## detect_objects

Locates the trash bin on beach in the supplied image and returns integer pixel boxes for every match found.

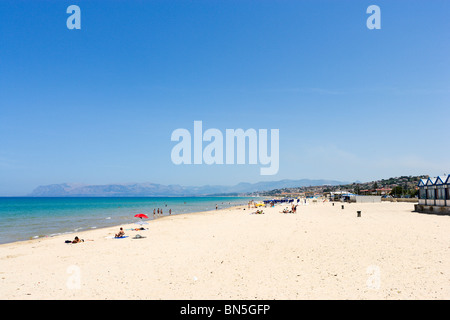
[357,211,361,217]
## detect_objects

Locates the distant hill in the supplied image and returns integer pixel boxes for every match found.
[28,179,346,197]
[259,175,428,197]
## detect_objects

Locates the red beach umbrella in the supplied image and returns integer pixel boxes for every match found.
[134,213,149,219]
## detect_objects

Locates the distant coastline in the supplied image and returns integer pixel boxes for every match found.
[24,175,428,199]
[26,179,346,197]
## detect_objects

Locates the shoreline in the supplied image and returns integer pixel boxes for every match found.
[0,203,248,247]
[0,196,255,246]
[2,201,449,299]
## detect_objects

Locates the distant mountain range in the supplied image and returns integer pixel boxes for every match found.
[28,179,347,197]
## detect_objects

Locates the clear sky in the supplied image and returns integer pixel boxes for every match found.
[0,0,449,196]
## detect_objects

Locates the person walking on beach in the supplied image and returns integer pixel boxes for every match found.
[216,204,218,210]
[169,209,171,215]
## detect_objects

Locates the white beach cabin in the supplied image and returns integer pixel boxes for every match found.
[446,175,450,207]
[418,178,427,205]
[435,176,447,207]
[416,175,450,215]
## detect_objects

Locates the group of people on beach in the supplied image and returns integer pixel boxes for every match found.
[281,204,298,214]
[153,208,172,217]
[69,203,247,244]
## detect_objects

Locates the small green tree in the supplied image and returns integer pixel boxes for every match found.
[407,189,418,198]
[390,186,403,197]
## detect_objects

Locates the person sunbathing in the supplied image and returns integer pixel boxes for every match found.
[115,227,125,238]
[72,236,84,243]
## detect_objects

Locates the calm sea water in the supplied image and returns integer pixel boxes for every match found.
[0,197,255,244]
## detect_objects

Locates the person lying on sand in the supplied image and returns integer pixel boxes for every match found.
[72,236,84,243]
[251,209,264,214]
[115,227,125,238]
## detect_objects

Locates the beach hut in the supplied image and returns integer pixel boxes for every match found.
[415,175,450,215]
[425,177,437,206]
[445,175,450,207]
[435,176,447,206]
[418,178,428,205]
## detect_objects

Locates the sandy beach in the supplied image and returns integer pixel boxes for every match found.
[1,201,449,300]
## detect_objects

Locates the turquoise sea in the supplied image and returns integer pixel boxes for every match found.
[0,197,255,244]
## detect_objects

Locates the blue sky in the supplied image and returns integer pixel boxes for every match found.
[0,0,449,195]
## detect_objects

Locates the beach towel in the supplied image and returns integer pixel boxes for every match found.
[113,236,128,239]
